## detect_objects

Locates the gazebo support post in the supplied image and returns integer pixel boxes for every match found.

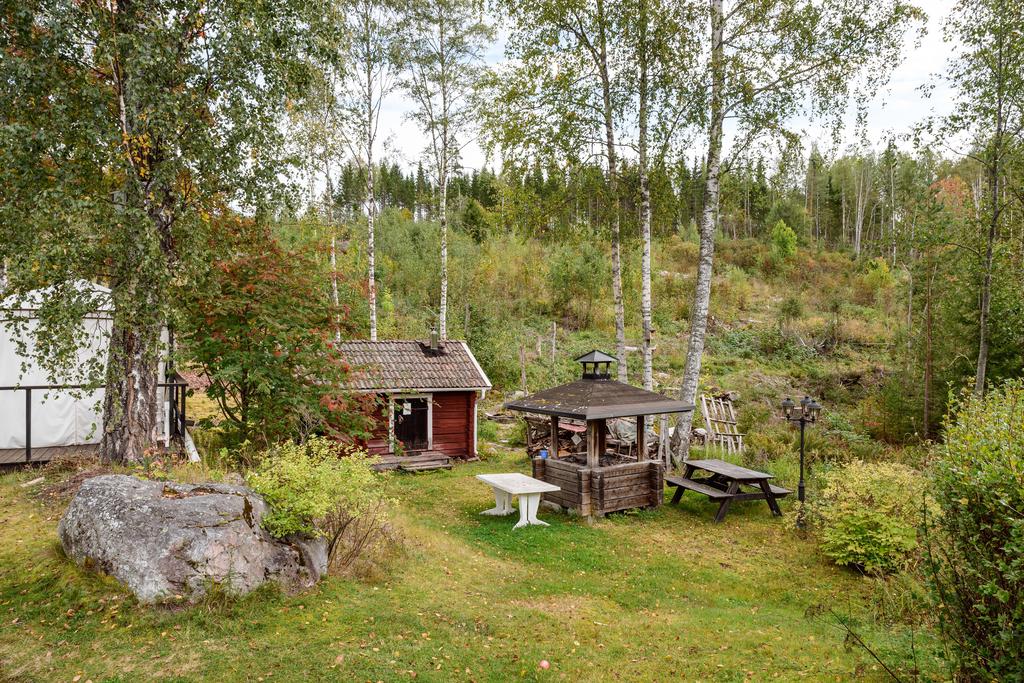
[586,420,600,469]
[636,415,645,461]
[549,415,559,458]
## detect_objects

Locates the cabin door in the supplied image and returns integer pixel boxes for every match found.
[393,397,430,452]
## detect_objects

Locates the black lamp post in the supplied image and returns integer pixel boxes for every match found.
[780,395,821,510]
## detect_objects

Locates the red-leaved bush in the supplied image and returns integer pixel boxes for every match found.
[181,215,376,447]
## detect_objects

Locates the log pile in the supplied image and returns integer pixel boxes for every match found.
[524,415,586,457]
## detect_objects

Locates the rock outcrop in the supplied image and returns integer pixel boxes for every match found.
[58,474,326,603]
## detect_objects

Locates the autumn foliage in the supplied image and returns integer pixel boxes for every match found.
[182,216,375,447]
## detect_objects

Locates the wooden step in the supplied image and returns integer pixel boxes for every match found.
[399,461,452,472]
[372,451,452,473]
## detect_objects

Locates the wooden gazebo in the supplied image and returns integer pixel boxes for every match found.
[505,351,694,517]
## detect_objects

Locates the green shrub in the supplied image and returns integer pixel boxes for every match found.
[745,424,793,463]
[507,417,527,447]
[769,220,798,260]
[854,257,895,305]
[927,382,1024,680]
[776,295,804,335]
[715,265,753,313]
[247,437,391,567]
[813,460,937,574]
[765,197,810,240]
[477,418,499,443]
[547,239,608,326]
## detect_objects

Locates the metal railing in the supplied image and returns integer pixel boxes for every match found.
[0,373,189,463]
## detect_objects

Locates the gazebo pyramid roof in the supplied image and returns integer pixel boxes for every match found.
[505,350,694,420]
[505,378,693,420]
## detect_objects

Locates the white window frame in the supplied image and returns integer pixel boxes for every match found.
[388,392,433,453]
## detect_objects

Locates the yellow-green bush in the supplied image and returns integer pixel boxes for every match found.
[247,437,389,542]
[654,270,693,323]
[715,265,754,313]
[659,234,700,269]
[854,257,895,306]
[812,460,937,574]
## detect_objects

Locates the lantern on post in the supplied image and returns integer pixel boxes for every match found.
[780,395,821,527]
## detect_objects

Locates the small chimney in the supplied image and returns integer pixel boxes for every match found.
[430,327,440,352]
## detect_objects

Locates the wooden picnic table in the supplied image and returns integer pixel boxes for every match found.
[665,458,791,523]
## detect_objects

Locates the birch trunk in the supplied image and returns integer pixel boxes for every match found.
[974,33,1006,397]
[367,163,377,341]
[889,159,897,266]
[100,299,161,464]
[596,0,626,382]
[975,167,999,397]
[324,169,341,343]
[364,26,379,343]
[841,185,847,245]
[853,165,867,256]
[671,0,724,464]
[102,47,166,463]
[922,264,935,439]
[638,0,653,395]
[439,173,448,339]
[640,171,653,394]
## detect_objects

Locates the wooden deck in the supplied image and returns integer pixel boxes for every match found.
[0,444,101,466]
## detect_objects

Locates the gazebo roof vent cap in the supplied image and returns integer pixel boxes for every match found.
[575,349,616,380]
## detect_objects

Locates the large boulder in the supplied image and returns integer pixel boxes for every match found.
[58,474,327,603]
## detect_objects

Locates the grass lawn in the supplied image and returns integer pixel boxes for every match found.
[0,447,946,682]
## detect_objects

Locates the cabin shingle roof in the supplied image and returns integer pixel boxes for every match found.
[337,340,491,392]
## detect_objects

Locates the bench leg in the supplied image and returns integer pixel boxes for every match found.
[670,463,696,505]
[670,485,684,505]
[758,479,783,516]
[514,493,548,529]
[481,488,514,516]
[713,481,740,523]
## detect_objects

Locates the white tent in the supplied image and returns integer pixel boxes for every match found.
[0,281,168,450]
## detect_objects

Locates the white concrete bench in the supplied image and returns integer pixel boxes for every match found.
[475,473,561,529]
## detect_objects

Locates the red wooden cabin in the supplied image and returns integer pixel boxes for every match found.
[338,338,491,471]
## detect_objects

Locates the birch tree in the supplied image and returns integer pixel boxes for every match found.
[0,0,321,463]
[853,155,873,256]
[489,0,630,379]
[290,68,346,341]
[670,0,923,463]
[621,0,701,395]
[340,0,402,341]
[403,0,491,340]
[927,0,1024,396]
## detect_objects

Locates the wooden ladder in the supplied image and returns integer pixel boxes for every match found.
[699,394,745,455]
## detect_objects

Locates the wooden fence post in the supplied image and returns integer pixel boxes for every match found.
[519,345,528,394]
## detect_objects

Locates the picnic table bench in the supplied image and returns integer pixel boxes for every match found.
[476,473,561,529]
[666,458,791,523]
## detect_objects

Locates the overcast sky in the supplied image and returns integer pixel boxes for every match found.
[375,1,958,173]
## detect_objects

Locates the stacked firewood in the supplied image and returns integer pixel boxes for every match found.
[524,416,586,457]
